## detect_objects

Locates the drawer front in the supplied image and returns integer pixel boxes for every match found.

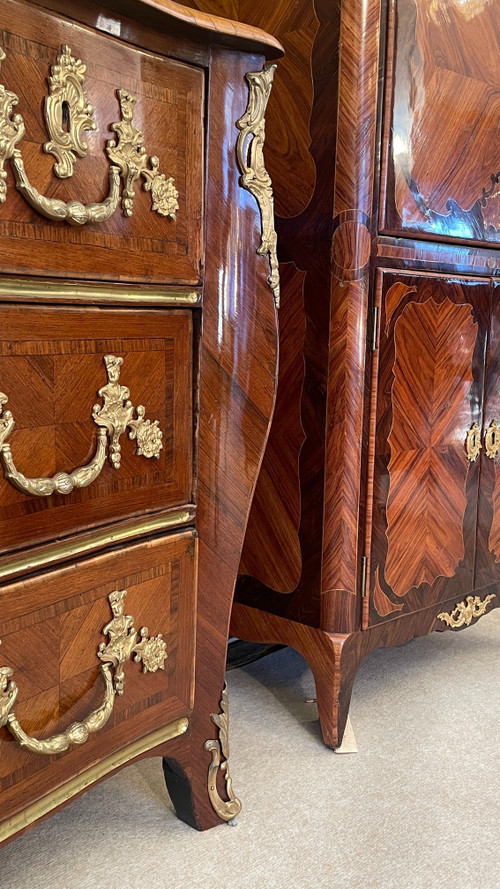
[0,304,194,554]
[0,531,196,825]
[0,0,204,282]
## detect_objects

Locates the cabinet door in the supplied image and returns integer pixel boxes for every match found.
[475,281,500,589]
[364,271,489,627]
[380,0,500,245]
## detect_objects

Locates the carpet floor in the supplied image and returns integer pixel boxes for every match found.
[1,610,499,889]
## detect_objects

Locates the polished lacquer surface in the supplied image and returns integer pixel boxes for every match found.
[0,0,204,282]
[185,0,500,750]
[381,0,500,244]
[0,0,280,843]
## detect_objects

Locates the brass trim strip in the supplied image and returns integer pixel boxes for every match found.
[0,508,195,582]
[0,279,201,306]
[0,717,189,844]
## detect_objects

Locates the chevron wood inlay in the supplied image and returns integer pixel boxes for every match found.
[385,297,477,597]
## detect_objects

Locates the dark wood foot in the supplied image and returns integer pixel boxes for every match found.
[155,681,242,830]
[162,755,200,830]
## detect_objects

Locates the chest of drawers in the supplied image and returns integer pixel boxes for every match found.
[0,0,281,844]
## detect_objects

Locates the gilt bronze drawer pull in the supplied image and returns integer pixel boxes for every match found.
[0,46,178,224]
[0,589,167,756]
[11,152,121,226]
[0,354,163,497]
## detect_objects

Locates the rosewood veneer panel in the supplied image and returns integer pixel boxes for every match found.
[0,304,193,553]
[365,272,490,625]
[0,531,196,823]
[0,0,204,283]
[381,0,500,245]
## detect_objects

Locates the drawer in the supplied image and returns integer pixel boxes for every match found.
[0,530,196,828]
[0,0,204,283]
[0,303,194,554]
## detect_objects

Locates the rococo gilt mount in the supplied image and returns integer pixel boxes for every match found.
[0,44,179,225]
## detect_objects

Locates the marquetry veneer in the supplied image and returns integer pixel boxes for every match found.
[0,0,281,845]
[185,0,500,747]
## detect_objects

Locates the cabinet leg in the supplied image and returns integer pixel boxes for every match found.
[161,682,242,830]
[309,637,359,749]
[230,602,362,749]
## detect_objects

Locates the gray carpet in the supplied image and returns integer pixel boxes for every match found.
[1,610,499,889]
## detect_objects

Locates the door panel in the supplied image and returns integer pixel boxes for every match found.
[381,0,500,245]
[365,271,490,627]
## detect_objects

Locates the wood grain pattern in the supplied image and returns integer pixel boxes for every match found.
[381,0,500,244]
[367,272,490,625]
[0,532,196,818]
[0,305,193,554]
[161,45,278,831]
[188,0,500,752]
[232,589,499,748]
[109,0,284,57]
[320,0,382,633]
[239,262,306,593]
[238,0,319,218]
[0,0,279,843]
[184,0,339,626]
[372,566,404,617]
[476,281,500,583]
[386,296,477,596]
[0,2,204,283]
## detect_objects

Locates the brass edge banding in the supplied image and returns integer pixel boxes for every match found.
[0,279,201,306]
[0,508,195,582]
[0,717,189,845]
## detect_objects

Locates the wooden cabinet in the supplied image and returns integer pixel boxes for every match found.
[184,0,500,747]
[0,0,281,845]
[365,271,490,625]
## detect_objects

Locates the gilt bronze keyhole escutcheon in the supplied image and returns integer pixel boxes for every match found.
[485,420,500,459]
[466,422,481,462]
